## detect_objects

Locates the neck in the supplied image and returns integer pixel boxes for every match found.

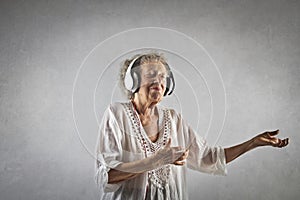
[132,96,156,116]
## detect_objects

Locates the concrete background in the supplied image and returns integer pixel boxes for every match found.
[0,0,299,199]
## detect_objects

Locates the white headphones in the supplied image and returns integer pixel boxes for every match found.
[124,55,175,96]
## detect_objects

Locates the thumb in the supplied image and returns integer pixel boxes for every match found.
[269,129,279,137]
[165,138,171,148]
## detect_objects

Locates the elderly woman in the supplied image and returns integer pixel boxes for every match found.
[95,53,289,200]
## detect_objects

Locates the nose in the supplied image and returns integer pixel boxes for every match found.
[154,75,160,83]
[152,75,165,84]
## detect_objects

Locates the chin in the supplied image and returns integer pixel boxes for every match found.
[150,95,163,104]
[149,90,165,103]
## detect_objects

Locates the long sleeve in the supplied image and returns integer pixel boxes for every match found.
[172,110,227,176]
[186,134,227,175]
[94,105,124,193]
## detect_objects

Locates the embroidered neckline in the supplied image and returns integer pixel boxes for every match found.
[123,102,171,189]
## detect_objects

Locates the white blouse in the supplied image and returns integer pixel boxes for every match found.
[95,102,227,200]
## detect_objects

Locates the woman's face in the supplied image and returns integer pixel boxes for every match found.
[136,61,168,104]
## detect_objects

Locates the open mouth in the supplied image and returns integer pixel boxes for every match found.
[151,87,160,91]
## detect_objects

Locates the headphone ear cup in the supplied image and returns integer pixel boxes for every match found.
[131,71,140,93]
[124,56,141,92]
[124,69,133,91]
[164,77,170,96]
[166,71,175,95]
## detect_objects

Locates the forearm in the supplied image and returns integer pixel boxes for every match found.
[107,139,186,184]
[224,138,256,163]
[108,169,141,184]
[107,154,164,184]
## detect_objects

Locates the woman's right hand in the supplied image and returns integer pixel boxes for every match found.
[154,139,188,166]
[173,149,189,166]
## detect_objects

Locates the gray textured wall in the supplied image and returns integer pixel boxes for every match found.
[1,0,299,200]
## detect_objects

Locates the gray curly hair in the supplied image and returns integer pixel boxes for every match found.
[119,52,169,100]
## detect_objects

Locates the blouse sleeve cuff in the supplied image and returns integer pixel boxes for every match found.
[212,147,228,176]
[95,160,123,193]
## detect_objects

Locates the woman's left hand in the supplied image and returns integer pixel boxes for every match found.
[225,129,289,163]
[252,129,289,148]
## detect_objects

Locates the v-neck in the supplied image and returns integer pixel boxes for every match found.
[130,101,164,144]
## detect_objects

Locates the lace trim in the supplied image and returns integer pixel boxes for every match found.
[123,102,171,189]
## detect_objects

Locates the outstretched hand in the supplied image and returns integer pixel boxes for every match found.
[225,129,289,163]
[252,129,289,148]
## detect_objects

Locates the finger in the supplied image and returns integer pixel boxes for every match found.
[174,160,185,165]
[172,147,185,161]
[182,150,189,159]
[284,138,289,147]
[277,138,289,148]
[175,155,186,161]
[275,138,283,147]
[185,149,189,155]
[277,139,284,148]
[279,138,289,148]
[175,150,189,161]
[165,138,171,148]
